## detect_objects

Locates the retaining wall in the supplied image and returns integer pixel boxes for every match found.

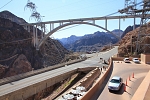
[0,59,84,86]
[79,68,100,91]
[81,57,113,100]
[141,53,150,64]
[0,70,77,100]
[0,66,95,100]
[131,70,150,100]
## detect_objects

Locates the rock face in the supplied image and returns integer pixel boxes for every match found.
[118,23,150,57]
[0,10,27,24]
[121,25,140,38]
[0,11,70,78]
[5,54,32,77]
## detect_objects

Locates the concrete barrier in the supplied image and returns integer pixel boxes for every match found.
[79,68,100,90]
[131,70,150,100]
[0,70,77,100]
[0,67,95,100]
[81,57,113,100]
[112,57,141,61]
[77,67,96,72]
[0,59,85,86]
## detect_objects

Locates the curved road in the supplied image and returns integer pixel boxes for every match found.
[92,59,150,100]
[0,47,118,97]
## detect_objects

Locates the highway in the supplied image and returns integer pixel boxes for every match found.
[0,46,118,98]
[92,60,150,100]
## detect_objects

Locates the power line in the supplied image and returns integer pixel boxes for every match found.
[56,1,143,33]
[56,11,120,33]
[0,0,13,10]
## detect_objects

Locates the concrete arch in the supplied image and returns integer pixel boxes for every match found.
[38,21,120,48]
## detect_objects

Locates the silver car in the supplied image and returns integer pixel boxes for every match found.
[123,58,130,63]
[132,58,140,63]
[108,76,122,91]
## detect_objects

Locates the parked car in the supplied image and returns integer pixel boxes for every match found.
[123,58,130,63]
[132,58,140,63]
[108,76,123,91]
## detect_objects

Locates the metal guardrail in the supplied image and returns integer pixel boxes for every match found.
[0,59,85,86]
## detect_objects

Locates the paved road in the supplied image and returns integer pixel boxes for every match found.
[92,60,150,100]
[0,47,118,97]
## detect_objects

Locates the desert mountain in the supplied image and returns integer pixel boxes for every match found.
[118,23,150,56]
[0,10,27,24]
[59,30,123,52]
[121,25,140,38]
[0,11,70,78]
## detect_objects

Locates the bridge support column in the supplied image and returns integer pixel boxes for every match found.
[40,24,45,39]
[35,25,39,50]
[93,20,95,24]
[105,19,107,30]
[24,25,27,30]
[33,25,36,47]
[43,24,45,38]
[119,18,121,38]
[50,24,52,31]
[27,25,30,33]
[50,23,54,31]
[133,14,136,30]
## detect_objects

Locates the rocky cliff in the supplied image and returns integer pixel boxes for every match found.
[0,11,70,79]
[118,23,150,57]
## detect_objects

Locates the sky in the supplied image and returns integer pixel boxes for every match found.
[0,0,142,39]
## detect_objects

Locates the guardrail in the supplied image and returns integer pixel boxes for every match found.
[0,59,85,86]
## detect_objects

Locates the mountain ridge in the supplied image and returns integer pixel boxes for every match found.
[58,30,123,52]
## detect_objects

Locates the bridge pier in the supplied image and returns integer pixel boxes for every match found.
[21,14,147,50]
[105,18,107,30]
[119,18,121,38]
[33,26,36,47]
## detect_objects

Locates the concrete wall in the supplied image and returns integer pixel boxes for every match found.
[0,59,84,86]
[81,57,113,100]
[79,68,100,90]
[0,67,95,100]
[131,70,150,100]
[80,56,150,100]
[0,70,77,100]
[77,67,96,72]
[141,53,150,64]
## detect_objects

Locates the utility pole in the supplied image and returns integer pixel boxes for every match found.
[119,0,150,56]
[135,0,150,55]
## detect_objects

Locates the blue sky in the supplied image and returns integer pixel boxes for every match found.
[0,0,142,39]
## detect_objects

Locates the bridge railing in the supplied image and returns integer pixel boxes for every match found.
[0,58,85,86]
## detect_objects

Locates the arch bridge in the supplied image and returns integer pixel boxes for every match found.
[22,14,150,50]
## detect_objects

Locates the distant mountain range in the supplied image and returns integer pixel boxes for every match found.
[58,29,123,52]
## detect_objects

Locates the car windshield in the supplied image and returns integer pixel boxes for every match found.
[134,58,138,60]
[110,79,120,83]
[125,58,129,60]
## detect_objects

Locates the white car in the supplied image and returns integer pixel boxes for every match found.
[124,58,130,63]
[132,58,140,63]
[108,76,122,91]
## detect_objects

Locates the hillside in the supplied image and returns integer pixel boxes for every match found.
[118,23,150,57]
[121,25,140,38]
[0,11,70,78]
[0,10,27,24]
